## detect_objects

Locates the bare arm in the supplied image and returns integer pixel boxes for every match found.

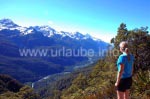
[115,64,124,86]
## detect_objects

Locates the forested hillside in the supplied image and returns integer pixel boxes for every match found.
[0,74,40,99]
[37,23,150,99]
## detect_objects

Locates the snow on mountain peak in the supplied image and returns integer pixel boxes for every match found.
[0,19,13,24]
[32,25,56,37]
[0,18,18,28]
[0,18,102,41]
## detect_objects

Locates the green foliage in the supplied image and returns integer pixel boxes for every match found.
[0,86,40,99]
[72,73,88,90]
[18,86,40,99]
[0,74,23,94]
[0,74,40,99]
[112,23,128,48]
[61,59,117,99]
[131,70,150,98]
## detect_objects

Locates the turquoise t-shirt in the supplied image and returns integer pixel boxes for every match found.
[117,52,134,78]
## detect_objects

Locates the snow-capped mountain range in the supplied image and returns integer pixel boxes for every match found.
[0,18,109,82]
[0,18,101,41]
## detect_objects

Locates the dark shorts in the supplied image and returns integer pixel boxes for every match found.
[116,77,132,92]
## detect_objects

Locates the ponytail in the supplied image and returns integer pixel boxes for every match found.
[119,41,130,61]
[125,48,129,53]
[125,48,130,61]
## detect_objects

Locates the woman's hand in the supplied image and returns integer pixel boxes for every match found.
[115,81,119,87]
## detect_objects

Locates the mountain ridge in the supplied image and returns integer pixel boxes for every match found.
[0,18,103,42]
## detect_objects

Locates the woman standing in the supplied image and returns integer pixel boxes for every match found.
[115,41,134,99]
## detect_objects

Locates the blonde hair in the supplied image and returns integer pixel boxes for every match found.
[119,41,130,61]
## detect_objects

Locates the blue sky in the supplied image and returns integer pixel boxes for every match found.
[0,0,150,42]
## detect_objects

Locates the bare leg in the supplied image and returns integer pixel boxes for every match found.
[117,91,124,99]
[124,90,130,99]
